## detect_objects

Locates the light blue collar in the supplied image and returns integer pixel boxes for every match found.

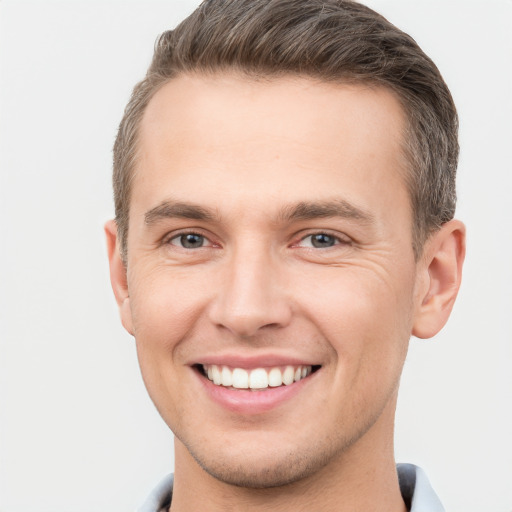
[397,463,445,512]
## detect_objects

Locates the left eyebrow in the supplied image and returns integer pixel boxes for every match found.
[277,199,375,225]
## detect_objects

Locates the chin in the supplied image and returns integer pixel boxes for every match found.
[182,433,344,489]
[196,452,321,489]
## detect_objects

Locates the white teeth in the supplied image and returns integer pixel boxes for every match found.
[203,364,315,389]
[249,368,268,389]
[212,365,222,385]
[221,366,232,387]
[232,368,249,389]
[268,367,283,387]
[282,365,295,385]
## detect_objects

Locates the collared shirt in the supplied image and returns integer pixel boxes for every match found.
[137,463,444,512]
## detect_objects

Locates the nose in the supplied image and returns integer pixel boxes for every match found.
[208,246,292,338]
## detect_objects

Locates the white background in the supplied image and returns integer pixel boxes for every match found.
[0,1,511,511]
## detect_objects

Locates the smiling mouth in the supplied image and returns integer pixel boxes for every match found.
[197,364,321,390]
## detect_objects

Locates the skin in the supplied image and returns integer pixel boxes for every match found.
[106,74,465,511]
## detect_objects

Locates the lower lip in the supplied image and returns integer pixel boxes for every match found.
[196,369,319,415]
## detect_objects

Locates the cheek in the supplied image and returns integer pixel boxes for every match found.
[128,269,211,425]
[129,267,209,346]
[296,265,415,370]
[307,270,414,421]
[127,269,208,395]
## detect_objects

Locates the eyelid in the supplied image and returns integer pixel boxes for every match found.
[293,230,352,248]
[160,228,351,249]
[163,229,218,248]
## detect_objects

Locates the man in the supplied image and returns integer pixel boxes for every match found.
[105,0,465,510]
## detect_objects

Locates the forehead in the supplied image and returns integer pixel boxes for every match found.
[134,74,409,223]
[141,73,406,157]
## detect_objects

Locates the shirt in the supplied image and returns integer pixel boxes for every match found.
[137,463,444,512]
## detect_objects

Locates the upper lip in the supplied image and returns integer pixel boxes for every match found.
[188,353,321,369]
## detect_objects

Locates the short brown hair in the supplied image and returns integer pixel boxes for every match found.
[113,0,458,261]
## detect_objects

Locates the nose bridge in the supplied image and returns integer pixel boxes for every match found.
[209,238,291,337]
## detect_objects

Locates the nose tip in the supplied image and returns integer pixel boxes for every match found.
[213,304,289,338]
[208,255,292,338]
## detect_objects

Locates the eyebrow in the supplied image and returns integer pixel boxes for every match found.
[144,200,218,226]
[144,198,374,226]
[277,199,374,224]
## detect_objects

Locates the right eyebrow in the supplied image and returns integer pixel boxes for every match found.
[144,200,218,226]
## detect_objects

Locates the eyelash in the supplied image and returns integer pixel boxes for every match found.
[164,230,350,250]
[294,231,351,249]
[166,231,215,249]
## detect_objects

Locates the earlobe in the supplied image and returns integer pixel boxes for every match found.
[412,220,466,339]
[104,220,134,336]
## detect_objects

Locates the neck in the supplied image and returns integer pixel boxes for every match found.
[170,400,406,512]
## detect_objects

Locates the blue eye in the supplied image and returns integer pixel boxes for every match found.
[297,232,349,249]
[170,233,206,249]
[309,233,336,248]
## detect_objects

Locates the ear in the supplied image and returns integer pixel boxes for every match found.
[104,220,134,336]
[412,220,466,339]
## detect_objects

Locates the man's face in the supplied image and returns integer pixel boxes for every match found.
[120,75,425,487]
